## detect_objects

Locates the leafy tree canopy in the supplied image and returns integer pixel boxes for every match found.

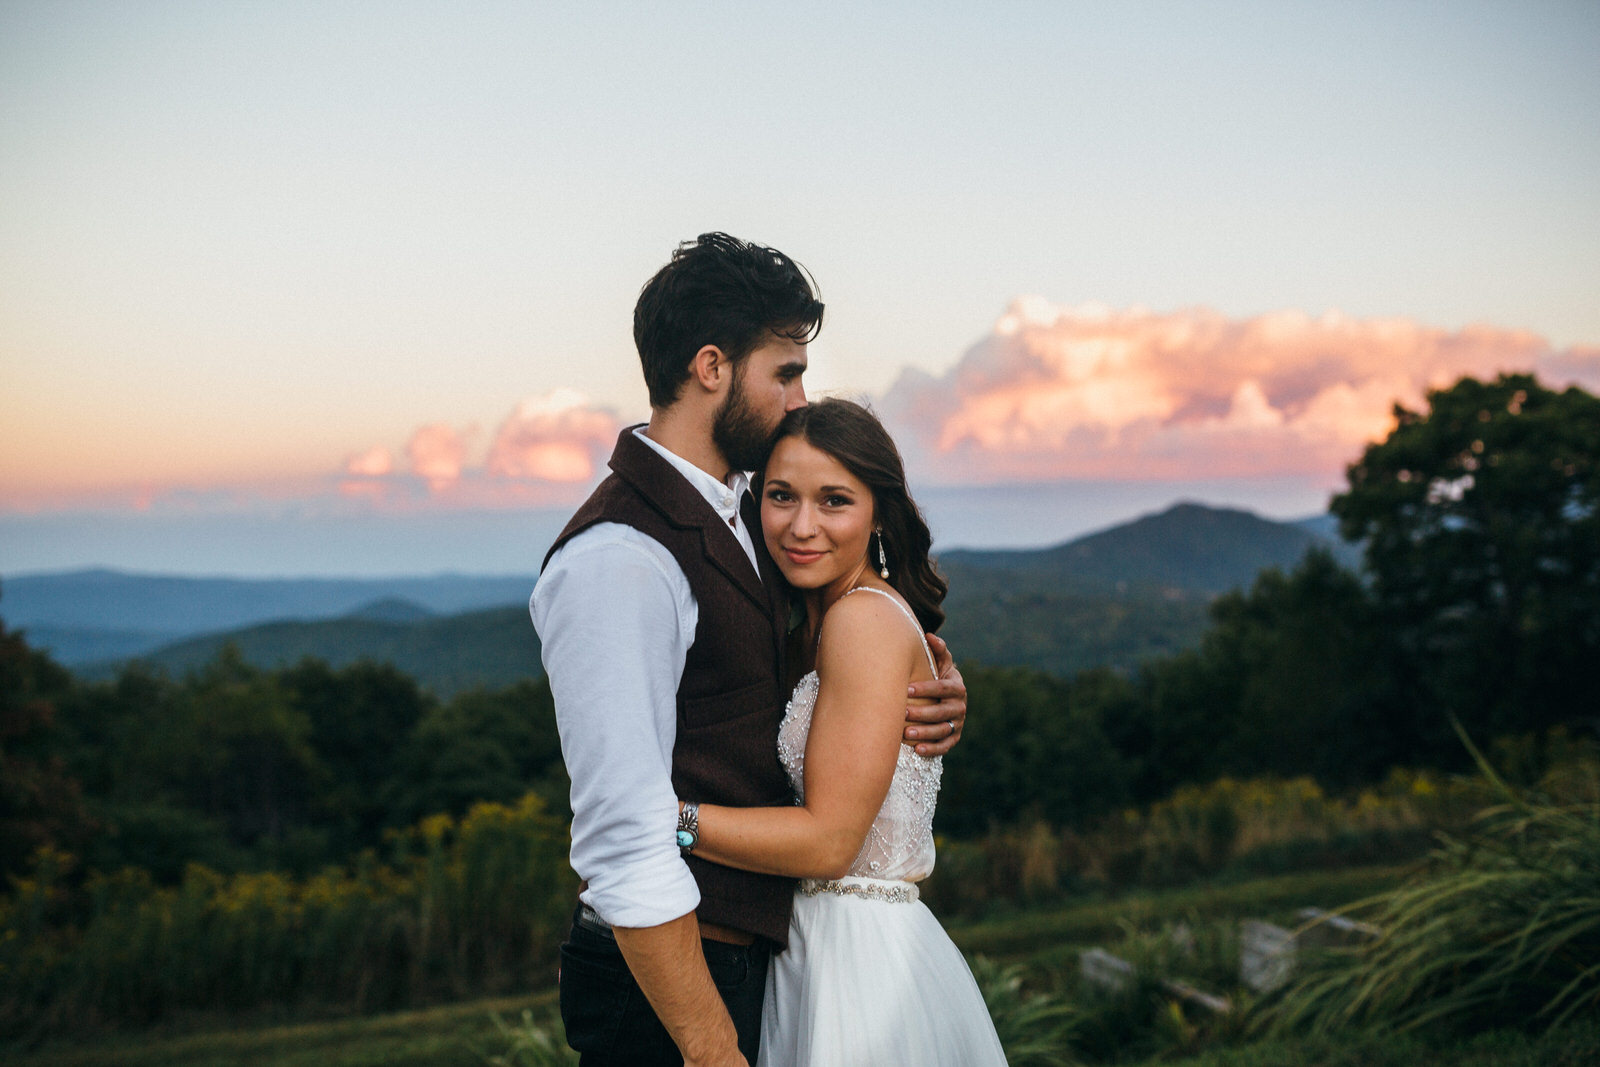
[1332,373,1600,736]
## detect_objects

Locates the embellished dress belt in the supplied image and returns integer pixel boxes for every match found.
[799,875,920,904]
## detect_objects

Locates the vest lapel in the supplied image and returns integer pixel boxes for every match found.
[743,488,792,679]
[608,428,768,610]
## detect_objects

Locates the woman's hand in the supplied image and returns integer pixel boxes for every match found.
[903,633,966,756]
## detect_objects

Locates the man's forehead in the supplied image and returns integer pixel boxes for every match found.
[755,337,808,367]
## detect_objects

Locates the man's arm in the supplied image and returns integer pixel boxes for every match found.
[614,916,746,1067]
[903,633,966,757]
[533,529,743,1064]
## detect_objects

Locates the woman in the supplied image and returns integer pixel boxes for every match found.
[680,398,1008,1066]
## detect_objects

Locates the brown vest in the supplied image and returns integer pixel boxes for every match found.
[543,428,796,946]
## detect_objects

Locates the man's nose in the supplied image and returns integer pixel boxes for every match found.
[786,381,807,411]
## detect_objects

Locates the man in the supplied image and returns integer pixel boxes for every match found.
[531,233,967,1066]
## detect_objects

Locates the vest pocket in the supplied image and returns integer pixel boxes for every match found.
[680,678,771,730]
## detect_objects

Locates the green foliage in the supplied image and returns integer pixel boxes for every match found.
[969,956,1083,1066]
[1332,373,1600,742]
[1270,729,1600,1037]
[938,581,1213,680]
[1095,549,1411,804]
[939,665,1130,836]
[481,1008,577,1067]
[1191,551,1408,786]
[0,795,576,1039]
[926,765,1487,919]
[282,659,432,853]
[1123,1018,1600,1067]
[0,617,91,880]
[29,647,567,879]
[2,993,556,1067]
[950,866,1408,963]
[125,605,542,699]
[385,682,567,828]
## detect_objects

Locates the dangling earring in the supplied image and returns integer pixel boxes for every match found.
[875,529,890,580]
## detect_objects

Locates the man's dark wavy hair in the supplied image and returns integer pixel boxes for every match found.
[633,232,824,408]
[769,398,948,633]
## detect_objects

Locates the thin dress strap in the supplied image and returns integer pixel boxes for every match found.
[838,586,938,677]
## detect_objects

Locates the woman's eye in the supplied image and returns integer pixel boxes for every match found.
[824,495,852,508]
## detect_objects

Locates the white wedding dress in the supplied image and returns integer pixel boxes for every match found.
[757,587,1009,1066]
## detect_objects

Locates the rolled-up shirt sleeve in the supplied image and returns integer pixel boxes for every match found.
[531,524,701,928]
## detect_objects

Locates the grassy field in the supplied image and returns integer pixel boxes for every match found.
[14,998,1594,1067]
[950,863,1409,962]
[5,993,556,1067]
[1124,1020,1600,1067]
[8,862,1591,1067]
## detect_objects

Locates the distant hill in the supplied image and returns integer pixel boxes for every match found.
[1,570,536,665]
[13,624,188,666]
[932,502,1360,676]
[344,597,436,623]
[51,502,1361,690]
[92,605,541,699]
[0,568,537,632]
[941,502,1333,595]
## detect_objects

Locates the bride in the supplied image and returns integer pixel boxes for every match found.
[678,398,1008,1066]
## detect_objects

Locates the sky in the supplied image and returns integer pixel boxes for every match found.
[2,0,1598,575]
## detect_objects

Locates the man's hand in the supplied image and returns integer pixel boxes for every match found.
[612,914,748,1066]
[903,633,966,757]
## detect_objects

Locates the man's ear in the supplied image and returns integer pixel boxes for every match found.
[688,344,729,395]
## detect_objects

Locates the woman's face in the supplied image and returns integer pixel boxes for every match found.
[761,435,876,593]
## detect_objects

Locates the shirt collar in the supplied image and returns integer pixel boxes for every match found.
[632,427,749,524]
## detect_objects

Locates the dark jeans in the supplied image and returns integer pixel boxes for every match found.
[559,906,771,1066]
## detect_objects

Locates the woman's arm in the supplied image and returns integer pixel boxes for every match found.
[688,594,921,880]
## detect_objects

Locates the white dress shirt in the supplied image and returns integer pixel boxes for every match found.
[530,428,761,928]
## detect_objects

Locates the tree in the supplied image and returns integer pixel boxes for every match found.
[0,612,93,879]
[281,658,433,852]
[382,679,566,827]
[937,664,1130,834]
[1332,373,1600,744]
[170,646,328,852]
[1196,549,1409,785]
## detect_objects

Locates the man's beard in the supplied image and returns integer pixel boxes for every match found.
[712,367,779,472]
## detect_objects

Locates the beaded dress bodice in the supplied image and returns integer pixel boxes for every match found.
[775,587,942,883]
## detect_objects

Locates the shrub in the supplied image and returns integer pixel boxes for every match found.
[0,793,575,1038]
[1270,728,1600,1036]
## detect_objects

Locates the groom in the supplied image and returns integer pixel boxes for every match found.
[531,233,968,1066]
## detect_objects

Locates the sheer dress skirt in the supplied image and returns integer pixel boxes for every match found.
[756,876,1009,1067]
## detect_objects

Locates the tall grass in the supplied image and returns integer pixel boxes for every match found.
[1270,726,1600,1035]
[481,1007,578,1067]
[925,768,1484,918]
[0,793,575,1040]
[968,956,1083,1066]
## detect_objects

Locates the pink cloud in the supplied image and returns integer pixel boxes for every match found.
[406,424,468,492]
[316,392,622,510]
[486,389,620,483]
[880,301,1600,484]
[344,446,393,477]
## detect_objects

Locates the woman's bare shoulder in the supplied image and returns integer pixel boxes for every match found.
[816,588,923,675]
